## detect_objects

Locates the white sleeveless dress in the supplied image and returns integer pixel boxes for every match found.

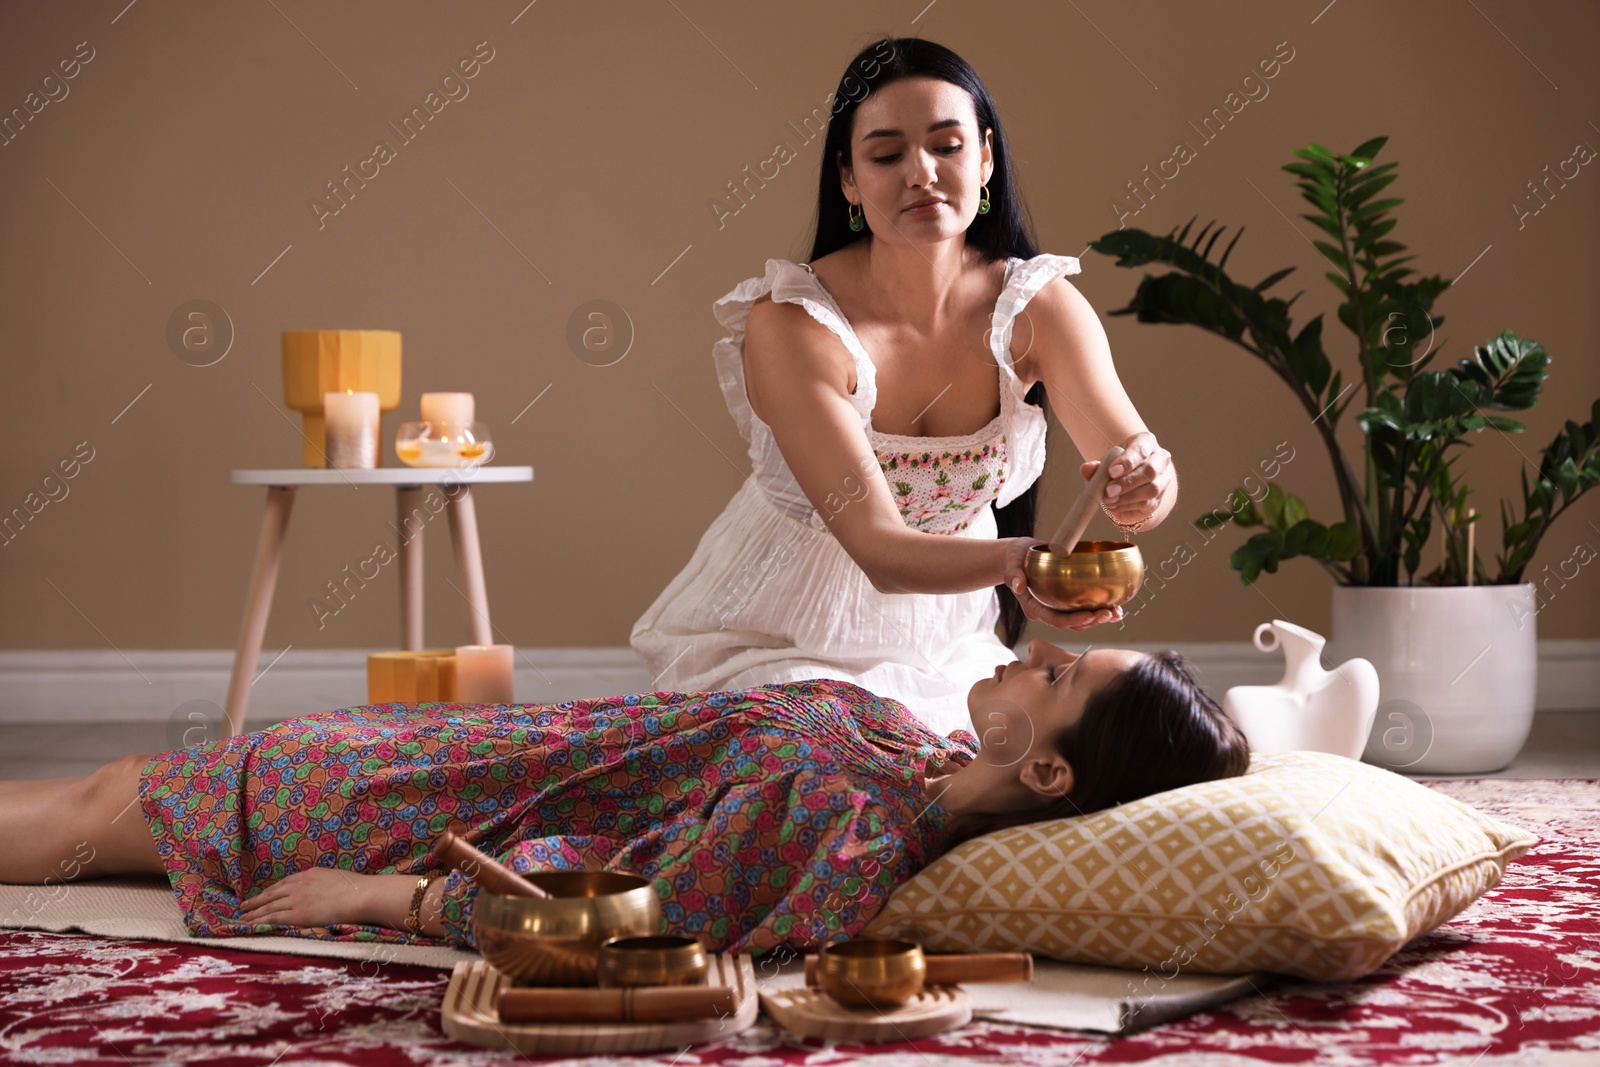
[630,252,1084,736]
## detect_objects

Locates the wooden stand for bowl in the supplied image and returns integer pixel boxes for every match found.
[760,984,971,1042]
[440,954,758,1054]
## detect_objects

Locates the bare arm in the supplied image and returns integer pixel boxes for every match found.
[361,872,450,936]
[743,297,1119,638]
[742,296,1010,597]
[1018,278,1178,531]
[240,868,451,938]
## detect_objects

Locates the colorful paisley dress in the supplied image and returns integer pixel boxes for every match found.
[138,678,979,955]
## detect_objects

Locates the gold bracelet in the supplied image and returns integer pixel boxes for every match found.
[1102,502,1147,540]
[406,870,442,935]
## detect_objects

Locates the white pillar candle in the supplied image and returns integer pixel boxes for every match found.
[456,643,514,703]
[421,392,475,427]
[323,390,380,469]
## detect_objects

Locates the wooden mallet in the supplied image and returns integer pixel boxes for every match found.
[428,830,552,899]
[1048,445,1126,556]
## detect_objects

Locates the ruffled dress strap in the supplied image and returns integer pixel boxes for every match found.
[711,259,877,446]
[708,253,1082,519]
[988,252,1082,508]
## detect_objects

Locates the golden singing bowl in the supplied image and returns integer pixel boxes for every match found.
[472,871,662,986]
[1024,540,1145,613]
[597,935,709,988]
[817,938,926,1010]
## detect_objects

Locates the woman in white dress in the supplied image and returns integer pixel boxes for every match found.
[633,37,1178,736]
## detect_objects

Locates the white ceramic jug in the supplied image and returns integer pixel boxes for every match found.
[1223,620,1380,760]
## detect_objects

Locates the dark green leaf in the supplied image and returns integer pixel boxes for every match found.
[1262,483,1287,528]
[1346,161,1399,188]
[1254,267,1297,293]
[1325,522,1360,561]
[1313,240,1350,273]
[1283,161,1334,182]
[1359,197,1405,217]
[1347,173,1398,207]
[1348,136,1389,163]
[1229,487,1262,526]
[1305,214,1346,241]
[1218,227,1245,270]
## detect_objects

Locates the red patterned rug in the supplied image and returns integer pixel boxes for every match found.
[2,778,1595,1065]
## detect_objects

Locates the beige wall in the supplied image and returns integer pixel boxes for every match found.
[1,1,1595,656]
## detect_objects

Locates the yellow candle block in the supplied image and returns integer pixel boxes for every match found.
[367,650,457,703]
[282,330,402,467]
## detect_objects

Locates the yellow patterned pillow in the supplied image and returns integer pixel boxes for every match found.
[866,750,1537,981]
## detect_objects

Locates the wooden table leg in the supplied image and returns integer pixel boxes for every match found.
[446,486,494,645]
[224,485,295,738]
[397,486,424,650]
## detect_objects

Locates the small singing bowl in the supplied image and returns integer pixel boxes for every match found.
[472,871,661,986]
[1023,540,1145,613]
[817,938,927,1010]
[596,935,709,988]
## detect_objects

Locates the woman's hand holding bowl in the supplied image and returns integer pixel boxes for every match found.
[1001,537,1123,632]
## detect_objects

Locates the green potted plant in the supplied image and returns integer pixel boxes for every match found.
[1090,136,1599,774]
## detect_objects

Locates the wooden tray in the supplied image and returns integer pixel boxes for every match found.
[440,954,758,1054]
[760,984,972,1043]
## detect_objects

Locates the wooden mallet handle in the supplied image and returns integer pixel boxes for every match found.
[1048,445,1125,556]
[498,985,736,1023]
[804,952,1033,987]
[428,830,552,899]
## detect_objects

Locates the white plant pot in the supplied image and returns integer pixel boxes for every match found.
[1328,583,1537,774]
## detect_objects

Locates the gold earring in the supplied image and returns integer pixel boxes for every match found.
[848,201,865,232]
[977,183,992,215]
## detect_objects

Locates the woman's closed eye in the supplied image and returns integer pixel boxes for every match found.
[872,145,963,164]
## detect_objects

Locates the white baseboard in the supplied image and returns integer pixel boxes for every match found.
[0,640,1595,725]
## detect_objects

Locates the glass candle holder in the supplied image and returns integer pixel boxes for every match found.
[394,421,495,468]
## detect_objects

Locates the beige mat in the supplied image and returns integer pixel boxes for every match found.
[0,876,477,968]
[757,960,1262,1035]
[0,878,1261,1033]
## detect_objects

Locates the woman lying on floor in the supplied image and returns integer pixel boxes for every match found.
[0,640,1247,954]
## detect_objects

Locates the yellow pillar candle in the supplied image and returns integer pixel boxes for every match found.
[367,650,457,703]
[456,643,514,703]
[324,390,380,469]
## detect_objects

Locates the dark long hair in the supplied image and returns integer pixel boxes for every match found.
[807,36,1045,649]
[955,650,1251,842]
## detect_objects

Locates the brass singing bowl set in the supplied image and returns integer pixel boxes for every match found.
[1023,540,1144,613]
[597,935,709,988]
[472,869,1015,1010]
[817,938,927,1010]
[473,871,677,986]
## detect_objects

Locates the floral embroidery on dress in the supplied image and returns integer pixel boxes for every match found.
[877,435,1008,534]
